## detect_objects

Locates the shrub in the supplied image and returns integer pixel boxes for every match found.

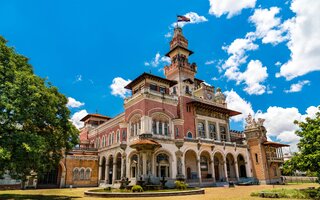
[104,187,111,191]
[175,180,188,190]
[131,185,144,193]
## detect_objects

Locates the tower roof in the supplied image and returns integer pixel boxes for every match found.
[165,27,193,57]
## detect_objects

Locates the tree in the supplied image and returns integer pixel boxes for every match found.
[285,107,320,183]
[0,36,79,184]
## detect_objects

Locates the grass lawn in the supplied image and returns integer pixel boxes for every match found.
[0,183,318,200]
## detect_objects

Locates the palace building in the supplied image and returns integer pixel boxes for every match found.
[23,26,289,189]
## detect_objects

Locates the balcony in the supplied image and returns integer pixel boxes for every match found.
[124,87,178,105]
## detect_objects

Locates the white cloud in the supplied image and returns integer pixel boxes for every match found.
[241,60,268,95]
[277,0,320,80]
[224,59,268,95]
[110,77,131,98]
[209,0,256,19]
[275,61,282,66]
[172,12,208,27]
[249,7,287,45]
[74,75,82,82]
[144,52,171,67]
[205,60,215,65]
[67,97,85,108]
[70,109,88,129]
[284,80,310,93]
[164,32,172,38]
[222,36,258,71]
[224,90,254,122]
[255,105,319,151]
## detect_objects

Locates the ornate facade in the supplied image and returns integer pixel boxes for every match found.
[31,26,288,189]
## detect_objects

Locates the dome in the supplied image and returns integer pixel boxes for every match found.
[214,87,226,102]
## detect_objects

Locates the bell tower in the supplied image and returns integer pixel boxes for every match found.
[164,26,197,95]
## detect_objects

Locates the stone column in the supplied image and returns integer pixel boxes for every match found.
[205,120,209,139]
[211,160,216,183]
[235,161,240,181]
[121,154,126,178]
[197,159,202,184]
[224,161,229,182]
[105,164,109,184]
[98,164,102,181]
[216,122,221,141]
[112,159,117,183]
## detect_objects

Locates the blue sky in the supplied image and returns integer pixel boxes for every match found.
[1,0,319,151]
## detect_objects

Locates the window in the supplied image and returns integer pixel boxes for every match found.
[185,85,190,94]
[130,116,141,136]
[73,168,79,180]
[156,154,170,178]
[175,127,179,137]
[111,132,114,144]
[122,130,126,140]
[158,122,163,135]
[159,86,166,94]
[102,136,106,147]
[255,153,259,163]
[85,168,91,180]
[220,126,227,141]
[173,87,177,94]
[152,114,169,136]
[80,168,85,180]
[187,132,193,138]
[130,155,138,178]
[198,122,205,138]
[164,122,169,135]
[152,120,157,134]
[209,124,217,140]
[116,130,120,143]
[150,84,157,91]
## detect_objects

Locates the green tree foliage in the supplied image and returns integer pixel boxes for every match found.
[0,36,79,182]
[284,107,320,182]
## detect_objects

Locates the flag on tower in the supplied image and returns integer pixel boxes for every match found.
[177,15,191,22]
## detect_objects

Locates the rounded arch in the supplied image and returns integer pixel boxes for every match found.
[148,108,175,119]
[126,109,143,121]
[184,149,198,180]
[154,148,173,162]
[226,153,237,180]
[100,156,107,181]
[213,151,225,182]
[129,152,139,178]
[199,150,212,179]
[237,153,247,178]
[115,152,122,180]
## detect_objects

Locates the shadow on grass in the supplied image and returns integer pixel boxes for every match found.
[0,194,80,200]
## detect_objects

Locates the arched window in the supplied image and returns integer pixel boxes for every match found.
[198,122,205,138]
[130,115,141,136]
[116,130,120,143]
[85,168,91,180]
[158,122,163,135]
[73,168,79,181]
[122,129,126,140]
[80,168,85,180]
[187,132,193,138]
[156,153,170,178]
[130,154,138,178]
[209,124,216,140]
[152,120,157,134]
[111,132,114,144]
[220,126,227,141]
[102,136,106,147]
[152,114,170,136]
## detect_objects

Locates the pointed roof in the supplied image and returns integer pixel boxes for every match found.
[165,27,193,57]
